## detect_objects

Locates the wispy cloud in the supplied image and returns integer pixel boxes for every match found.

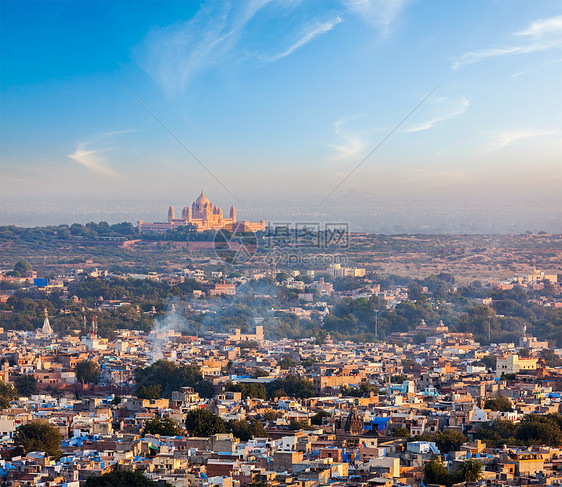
[516,15,562,37]
[137,1,276,95]
[68,130,136,176]
[264,17,343,62]
[344,0,408,32]
[68,143,117,176]
[511,56,562,78]
[329,114,375,160]
[510,70,528,79]
[484,129,555,153]
[453,15,562,69]
[137,0,410,95]
[97,129,138,138]
[453,42,562,70]
[405,96,469,132]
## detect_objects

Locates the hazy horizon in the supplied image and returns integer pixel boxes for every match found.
[1,191,560,235]
[2,1,561,232]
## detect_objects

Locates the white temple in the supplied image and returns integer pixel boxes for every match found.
[40,308,53,335]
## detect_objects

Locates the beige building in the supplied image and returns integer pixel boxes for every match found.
[228,326,264,343]
[502,451,545,477]
[367,457,401,478]
[313,373,367,395]
[496,354,538,377]
[519,335,549,350]
[138,191,266,234]
[328,264,366,278]
[514,267,558,286]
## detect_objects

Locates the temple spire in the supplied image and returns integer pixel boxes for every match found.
[41,308,53,335]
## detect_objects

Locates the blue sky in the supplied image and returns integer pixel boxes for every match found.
[1,0,561,231]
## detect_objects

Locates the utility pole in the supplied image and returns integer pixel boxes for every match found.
[375,309,379,341]
[488,315,492,342]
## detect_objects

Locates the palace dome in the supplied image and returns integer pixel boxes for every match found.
[195,191,211,206]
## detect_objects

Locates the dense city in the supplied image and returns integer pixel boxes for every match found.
[0,229,560,487]
[3,0,562,485]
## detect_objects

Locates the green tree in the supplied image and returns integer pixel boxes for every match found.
[519,347,531,358]
[14,260,32,276]
[301,357,318,367]
[340,382,379,398]
[224,381,267,399]
[265,375,313,399]
[278,357,298,369]
[479,355,497,370]
[409,433,436,443]
[263,410,281,421]
[185,408,227,437]
[276,272,291,283]
[311,410,330,426]
[289,419,309,430]
[408,282,424,300]
[541,349,562,367]
[0,380,18,409]
[194,380,215,398]
[401,359,417,373]
[144,417,184,436]
[392,427,410,437]
[14,420,62,457]
[501,373,517,381]
[228,419,253,441]
[85,470,172,487]
[423,457,451,486]
[454,458,483,483]
[474,420,518,448]
[435,429,467,454]
[473,415,562,448]
[14,375,38,397]
[134,360,208,398]
[75,360,100,384]
[229,419,268,441]
[484,397,513,412]
[250,481,270,487]
[516,414,562,447]
[138,384,162,400]
[252,368,269,378]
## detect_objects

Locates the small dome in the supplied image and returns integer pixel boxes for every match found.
[195,191,211,206]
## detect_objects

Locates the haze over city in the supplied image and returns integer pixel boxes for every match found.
[2,3,562,486]
[1,0,562,232]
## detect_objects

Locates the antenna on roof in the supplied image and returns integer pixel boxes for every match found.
[91,316,97,339]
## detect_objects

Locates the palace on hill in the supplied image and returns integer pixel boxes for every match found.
[138,191,266,234]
